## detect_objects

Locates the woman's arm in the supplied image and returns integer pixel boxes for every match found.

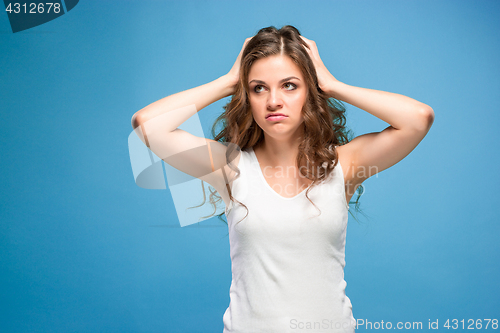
[129,38,251,204]
[323,81,434,133]
[131,74,235,132]
[131,37,251,131]
[300,36,435,184]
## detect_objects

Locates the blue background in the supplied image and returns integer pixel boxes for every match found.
[1,0,499,332]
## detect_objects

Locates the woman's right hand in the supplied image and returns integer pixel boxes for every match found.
[225,37,252,94]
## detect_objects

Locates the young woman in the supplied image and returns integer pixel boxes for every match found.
[131,25,434,333]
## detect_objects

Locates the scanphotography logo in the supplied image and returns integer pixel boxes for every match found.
[3,0,79,33]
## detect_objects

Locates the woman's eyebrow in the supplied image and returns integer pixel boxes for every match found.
[248,76,300,85]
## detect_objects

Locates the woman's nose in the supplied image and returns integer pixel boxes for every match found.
[267,90,283,110]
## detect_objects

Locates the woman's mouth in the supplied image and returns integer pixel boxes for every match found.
[266,113,288,121]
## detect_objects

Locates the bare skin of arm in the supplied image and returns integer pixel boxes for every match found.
[130,38,252,206]
[300,36,435,202]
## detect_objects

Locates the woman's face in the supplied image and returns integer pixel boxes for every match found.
[247,54,307,141]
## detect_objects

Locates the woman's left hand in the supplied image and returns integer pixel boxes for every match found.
[300,36,338,92]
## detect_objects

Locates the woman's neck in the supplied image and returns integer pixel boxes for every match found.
[254,136,302,168]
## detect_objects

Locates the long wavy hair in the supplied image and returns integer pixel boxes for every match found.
[189,25,365,225]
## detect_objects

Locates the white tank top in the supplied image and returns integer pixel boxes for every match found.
[223,147,356,333]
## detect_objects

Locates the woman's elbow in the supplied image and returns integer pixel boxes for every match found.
[422,105,435,129]
[414,105,435,132]
[131,112,143,130]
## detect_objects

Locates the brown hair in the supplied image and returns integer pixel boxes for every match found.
[190,25,364,225]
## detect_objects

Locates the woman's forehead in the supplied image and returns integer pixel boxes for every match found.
[248,55,303,82]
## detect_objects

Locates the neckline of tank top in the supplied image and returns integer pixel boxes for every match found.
[247,146,320,201]
[247,147,350,210]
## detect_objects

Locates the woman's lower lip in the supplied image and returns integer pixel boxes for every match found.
[266,115,288,121]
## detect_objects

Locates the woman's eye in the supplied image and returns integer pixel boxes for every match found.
[254,85,265,93]
[283,82,297,90]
